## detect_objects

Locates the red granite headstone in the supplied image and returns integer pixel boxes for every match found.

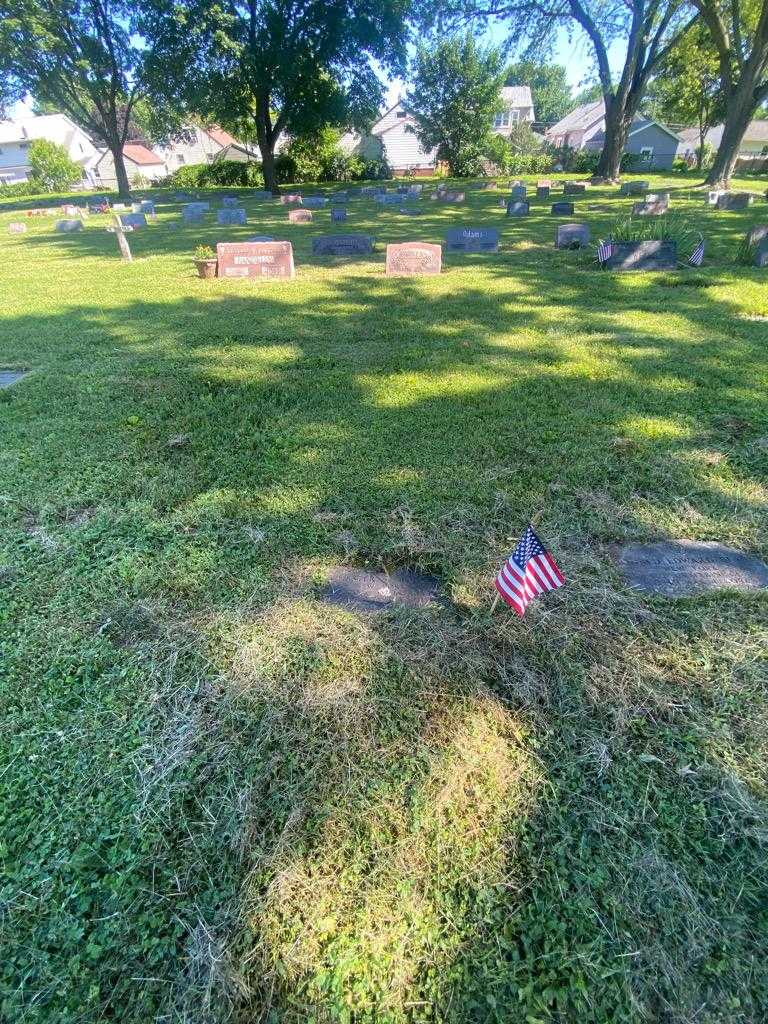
[385,242,441,276]
[288,209,312,223]
[216,241,295,279]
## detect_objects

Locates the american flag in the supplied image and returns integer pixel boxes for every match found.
[688,238,705,266]
[597,239,615,264]
[494,524,565,617]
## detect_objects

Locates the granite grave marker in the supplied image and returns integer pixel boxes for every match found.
[216,241,295,279]
[288,209,313,223]
[445,227,499,252]
[555,223,590,248]
[385,242,441,276]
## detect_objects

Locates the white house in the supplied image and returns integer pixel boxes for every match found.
[342,87,535,175]
[491,86,535,136]
[0,113,99,185]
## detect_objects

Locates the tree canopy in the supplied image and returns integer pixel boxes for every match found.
[424,0,698,178]
[405,33,506,176]
[0,0,180,197]
[140,0,413,190]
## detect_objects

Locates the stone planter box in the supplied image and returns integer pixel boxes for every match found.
[606,240,677,271]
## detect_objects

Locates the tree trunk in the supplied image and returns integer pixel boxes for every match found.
[596,101,632,181]
[110,142,132,200]
[705,80,757,186]
[260,144,277,192]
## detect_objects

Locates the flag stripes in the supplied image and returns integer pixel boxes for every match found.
[494,525,565,617]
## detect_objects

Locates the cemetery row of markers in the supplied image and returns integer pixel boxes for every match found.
[7,179,768,272]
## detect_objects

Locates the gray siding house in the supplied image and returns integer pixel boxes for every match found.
[546,102,680,169]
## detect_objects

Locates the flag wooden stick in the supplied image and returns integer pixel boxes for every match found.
[490,592,500,614]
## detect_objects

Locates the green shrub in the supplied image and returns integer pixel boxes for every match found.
[27,138,83,192]
[0,180,44,199]
[607,213,699,250]
[165,160,264,190]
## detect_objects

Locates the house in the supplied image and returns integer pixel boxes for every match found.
[546,101,680,169]
[155,125,239,170]
[342,87,536,175]
[677,121,768,160]
[0,113,99,185]
[491,86,535,136]
[90,143,167,188]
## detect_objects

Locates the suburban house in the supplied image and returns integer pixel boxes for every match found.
[90,143,167,188]
[342,87,536,175]
[154,125,239,170]
[491,86,535,136]
[0,113,99,185]
[546,100,680,169]
[677,121,768,161]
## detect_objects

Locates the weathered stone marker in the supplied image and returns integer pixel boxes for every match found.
[444,227,499,252]
[633,199,669,215]
[510,184,527,199]
[312,234,374,256]
[56,219,83,232]
[8,222,26,234]
[537,185,551,199]
[551,201,574,215]
[288,209,312,223]
[755,238,768,267]
[555,223,590,248]
[438,191,465,203]
[302,196,326,208]
[331,207,347,222]
[605,240,677,271]
[120,212,148,229]
[221,196,239,207]
[216,208,247,225]
[506,199,530,216]
[717,192,754,211]
[216,241,295,279]
[385,242,442,276]
[617,540,768,596]
[320,566,444,612]
[564,181,586,195]
[280,194,302,204]
[0,369,28,388]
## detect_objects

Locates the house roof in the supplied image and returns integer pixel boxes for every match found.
[0,112,85,145]
[627,118,680,142]
[500,86,533,107]
[677,120,768,150]
[123,143,164,165]
[546,100,605,137]
[205,125,237,148]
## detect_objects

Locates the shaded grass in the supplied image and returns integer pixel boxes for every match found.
[1,172,767,1023]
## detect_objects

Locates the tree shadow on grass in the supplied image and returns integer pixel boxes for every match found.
[1,261,767,1022]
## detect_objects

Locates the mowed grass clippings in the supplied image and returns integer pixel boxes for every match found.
[1,172,767,1023]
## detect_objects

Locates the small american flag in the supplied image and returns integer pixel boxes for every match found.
[494,524,565,617]
[688,238,705,267]
[597,239,615,264]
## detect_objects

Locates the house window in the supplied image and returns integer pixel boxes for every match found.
[640,146,654,163]
[19,142,28,150]
[510,109,520,124]
[396,110,407,119]
[177,154,186,164]
[493,111,510,128]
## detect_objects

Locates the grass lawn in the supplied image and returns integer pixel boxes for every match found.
[1,171,767,1023]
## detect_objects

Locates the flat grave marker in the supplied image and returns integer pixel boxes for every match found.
[280,194,302,204]
[221,196,239,207]
[312,234,374,256]
[246,235,274,242]
[556,223,590,248]
[437,191,465,203]
[564,182,586,195]
[331,207,347,222]
[445,227,499,252]
[216,241,295,279]
[385,242,441,276]
[288,209,313,223]
[320,566,444,613]
[617,540,768,597]
[551,201,574,215]
[56,219,83,232]
[8,222,26,234]
[302,196,326,208]
[217,208,247,225]
[0,369,28,388]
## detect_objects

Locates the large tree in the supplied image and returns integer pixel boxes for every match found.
[506,60,573,123]
[426,0,699,180]
[694,0,768,185]
[140,0,411,192]
[645,24,724,169]
[0,0,177,199]
[405,33,506,176]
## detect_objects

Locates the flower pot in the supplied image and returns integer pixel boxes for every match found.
[194,258,217,279]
